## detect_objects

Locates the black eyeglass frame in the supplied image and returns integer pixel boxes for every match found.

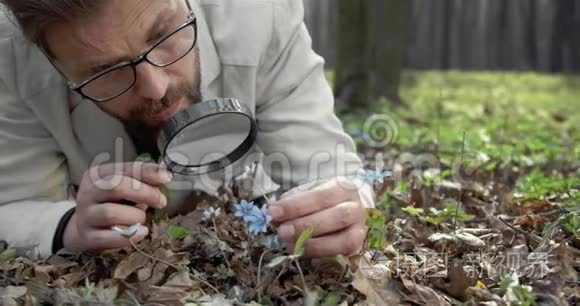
[43,0,197,103]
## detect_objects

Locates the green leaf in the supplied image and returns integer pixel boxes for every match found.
[135,153,155,163]
[0,248,16,262]
[294,226,315,256]
[401,206,424,217]
[424,214,446,225]
[167,225,190,240]
[365,209,388,250]
[321,292,340,306]
[152,211,168,223]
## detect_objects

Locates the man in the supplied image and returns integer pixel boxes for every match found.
[0,0,373,259]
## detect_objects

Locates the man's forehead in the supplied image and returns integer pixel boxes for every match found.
[48,0,181,72]
[79,0,178,58]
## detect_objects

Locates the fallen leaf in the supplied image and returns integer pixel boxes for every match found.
[196,294,234,306]
[56,272,85,288]
[351,268,402,305]
[439,260,477,300]
[514,200,558,215]
[142,286,190,306]
[0,286,27,306]
[429,231,486,247]
[401,277,451,306]
[113,250,149,280]
[514,214,550,231]
[164,270,198,289]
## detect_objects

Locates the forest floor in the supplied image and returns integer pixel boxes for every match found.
[1,71,579,305]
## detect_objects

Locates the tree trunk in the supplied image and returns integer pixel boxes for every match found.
[335,0,371,111]
[334,0,409,111]
[368,0,410,107]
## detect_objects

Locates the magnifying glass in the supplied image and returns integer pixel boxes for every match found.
[157,98,257,176]
[120,98,256,206]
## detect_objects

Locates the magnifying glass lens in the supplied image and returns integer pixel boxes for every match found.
[166,114,251,166]
[158,98,256,176]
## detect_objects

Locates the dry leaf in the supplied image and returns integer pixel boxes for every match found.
[514,214,550,231]
[143,285,190,306]
[0,286,27,306]
[351,269,402,305]
[401,277,451,306]
[113,250,149,280]
[196,294,234,306]
[56,272,85,288]
[164,270,198,289]
[429,231,486,248]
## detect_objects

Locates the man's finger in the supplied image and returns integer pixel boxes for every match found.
[88,175,167,209]
[84,203,147,228]
[86,162,172,187]
[286,223,367,258]
[268,180,359,222]
[277,201,364,241]
[87,226,149,251]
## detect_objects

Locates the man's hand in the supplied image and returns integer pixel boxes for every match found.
[268,179,367,258]
[63,162,172,253]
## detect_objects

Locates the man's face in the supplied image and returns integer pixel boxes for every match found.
[45,0,201,131]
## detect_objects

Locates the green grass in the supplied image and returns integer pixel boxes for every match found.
[341,70,580,173]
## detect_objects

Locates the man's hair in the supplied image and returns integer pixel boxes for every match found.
[0,0,103,46]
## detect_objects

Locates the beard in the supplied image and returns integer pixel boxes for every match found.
[124,80,202,158]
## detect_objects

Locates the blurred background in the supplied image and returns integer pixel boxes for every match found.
[302,0,579,191]
[303,0,580,111]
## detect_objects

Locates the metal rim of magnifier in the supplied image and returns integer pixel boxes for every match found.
[157,98,257,176]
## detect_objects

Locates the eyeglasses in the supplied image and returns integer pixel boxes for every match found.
[55,2,197,103]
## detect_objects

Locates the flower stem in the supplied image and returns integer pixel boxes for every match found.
[212,219,231,269]
[293,258,308,293]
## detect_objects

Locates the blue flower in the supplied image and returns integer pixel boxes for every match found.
[234,199,256,222]
[246,206,272,235]
[364,168,393,184]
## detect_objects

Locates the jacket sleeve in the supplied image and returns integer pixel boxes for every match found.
[0,78,76,259]
[254,0,374,207]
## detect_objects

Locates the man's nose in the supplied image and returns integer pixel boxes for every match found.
[133,62,169,100]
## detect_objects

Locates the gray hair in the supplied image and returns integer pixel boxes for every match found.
[0,0,104,47]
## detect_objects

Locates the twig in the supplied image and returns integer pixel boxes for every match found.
[129,239,178,270]
[257,250,270,301]
[497,217,542,244]
[251,261,289,297]
[453,131,466,233]
[500,208,566,222]
[129,239,220,294]
[189,270,221,295]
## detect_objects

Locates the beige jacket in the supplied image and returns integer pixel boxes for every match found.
[0,0,373,259]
